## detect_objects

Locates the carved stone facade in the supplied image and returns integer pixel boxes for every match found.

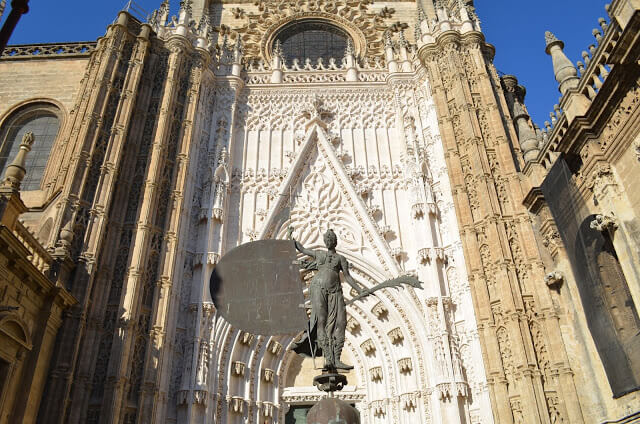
[521,1,640,422]
[0,0,638,423]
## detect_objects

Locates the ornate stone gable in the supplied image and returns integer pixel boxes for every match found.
[225,0,394,62]
[260,121,401,278]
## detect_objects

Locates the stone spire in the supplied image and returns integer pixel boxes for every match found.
[397,30,412,72]
[383,30,398,72]
[502,75,540,162]
[344,38,354,58]
[545,31,580,95]
[195,14,212,49]
[458,0,474,32]
[180,0,193,15]
[2,132,34,191]
[231,35,243,76]
[159,0,169,23]
[271,40,285,83]
[417,2,427,23]
[344,38,358,81]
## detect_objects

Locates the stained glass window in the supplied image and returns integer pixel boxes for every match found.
[276,20,350,66]
[0,104,60,191]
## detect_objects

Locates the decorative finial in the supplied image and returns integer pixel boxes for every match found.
[414,21,422,40]
[233,35,243,63]
[148,9,159,27]
[344,38,354,57]
[397,30,409,49]
[180,0,193,14]
[273,39,284,59]
[221,33,230,51]
[198,15,212,39]
[545,31,579,95]
[417,2,427,22]
[157,0,170,26]
[545,31,561,47]
[2,132,35,191]
[384,30,393,49]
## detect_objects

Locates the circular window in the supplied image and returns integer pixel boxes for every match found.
[275,20,350,66]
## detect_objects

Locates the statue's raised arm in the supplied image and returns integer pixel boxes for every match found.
[293,239,316,258]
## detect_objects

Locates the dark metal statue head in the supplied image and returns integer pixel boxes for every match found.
[323,229,338,249]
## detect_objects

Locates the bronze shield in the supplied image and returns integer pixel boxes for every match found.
[209,239,307,336]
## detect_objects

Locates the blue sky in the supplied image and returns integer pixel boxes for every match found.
[5,0,607,125]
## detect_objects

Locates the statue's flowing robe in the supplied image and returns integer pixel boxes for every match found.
[291,251,346,358]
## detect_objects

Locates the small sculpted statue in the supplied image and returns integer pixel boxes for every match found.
[291,229,365,371]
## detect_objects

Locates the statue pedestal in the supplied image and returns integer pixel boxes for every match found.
[313,372,348,393]
[309,372,360,423]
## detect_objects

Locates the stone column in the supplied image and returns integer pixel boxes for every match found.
[99,36,191,423]
[37,13,139,424]
[417,25,585,424]
[142,46,211,423]
[65,22,153,424]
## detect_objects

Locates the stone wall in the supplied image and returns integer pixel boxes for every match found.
[0,57,88,118]
[0,188,74,424]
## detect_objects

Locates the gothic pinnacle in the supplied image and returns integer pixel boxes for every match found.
[384,30,393,50]
[344,38,355,58]
[272,39,283,59]
[180,0,193,14]
[417,2,427,23]
[414,21,422,40]
[344,39,358,81]
[545,31,579,95]
[2,132,34,191]
[397,30,409,49]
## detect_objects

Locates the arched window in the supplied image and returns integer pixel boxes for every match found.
[0,103,61,191]
[275,20,350,66]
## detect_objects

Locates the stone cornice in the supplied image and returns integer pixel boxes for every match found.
[0,226,76,308]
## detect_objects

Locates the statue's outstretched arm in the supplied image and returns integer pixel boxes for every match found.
[340,256,365,295]
[294,239,316,258]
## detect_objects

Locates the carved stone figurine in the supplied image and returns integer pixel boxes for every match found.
[291,229,365,371]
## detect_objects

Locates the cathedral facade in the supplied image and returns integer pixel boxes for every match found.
[0,0,638,423]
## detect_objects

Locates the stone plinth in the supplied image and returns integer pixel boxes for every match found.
[307,397,360,424]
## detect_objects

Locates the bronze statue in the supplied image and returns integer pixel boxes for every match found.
[210,226,422,383]
[291,229,364,370]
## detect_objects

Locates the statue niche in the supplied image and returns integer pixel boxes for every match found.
[575,215,640,397]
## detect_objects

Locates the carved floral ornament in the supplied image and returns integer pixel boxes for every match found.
[229,0,394,62]
[590,213,618,233]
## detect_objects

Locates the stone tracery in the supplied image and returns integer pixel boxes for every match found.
[225,0,394,63]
